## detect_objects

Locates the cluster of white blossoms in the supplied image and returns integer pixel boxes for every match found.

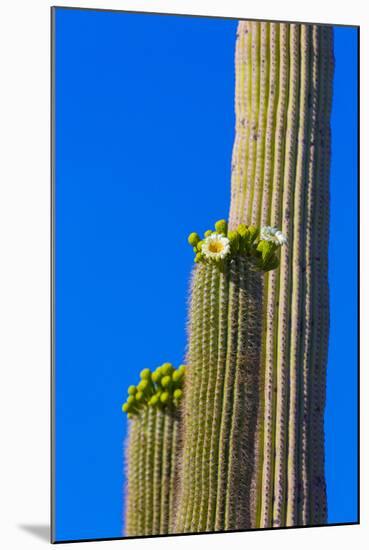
[200,227,286,262]
[188,220,287,272]
[260,226,287,247]
[201,233,231,261]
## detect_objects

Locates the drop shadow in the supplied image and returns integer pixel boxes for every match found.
[18,524,50,543]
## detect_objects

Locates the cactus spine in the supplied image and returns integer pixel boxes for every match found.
[229,21,333,528]
[123,364,185,536]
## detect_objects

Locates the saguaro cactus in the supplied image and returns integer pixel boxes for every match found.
[123,363,185,536]
[175,20,333,533]
[228,21,333,528]
[122,19,333,537]
[175,221,285,532]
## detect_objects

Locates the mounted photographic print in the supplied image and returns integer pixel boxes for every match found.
[51,6,359,543]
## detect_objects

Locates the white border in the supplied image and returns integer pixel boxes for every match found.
[0,1,365,549]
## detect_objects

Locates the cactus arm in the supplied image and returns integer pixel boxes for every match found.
[225,258,264,530]
[177,219,284,533]
[123,365,185,536]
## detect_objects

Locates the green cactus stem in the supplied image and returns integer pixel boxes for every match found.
[175,220,284,533]
[123,364,185,536]
[228,21,333,528]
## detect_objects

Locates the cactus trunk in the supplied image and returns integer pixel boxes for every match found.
[229,21,333,528]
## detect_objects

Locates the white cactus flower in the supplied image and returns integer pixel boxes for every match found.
[202,233,231,260]
[260,226,287,246]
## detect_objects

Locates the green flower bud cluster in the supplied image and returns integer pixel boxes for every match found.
[122,363,186,418]
[187,219,283,272]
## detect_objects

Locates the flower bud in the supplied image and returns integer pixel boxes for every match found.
[173,388,183,400]
[215,219,228,235]
[237,224,249,238]
[161,375,171,388]
[160,391,169,404]
[140,368,151,380]
[161,363,174,376]
[188,232,200,247]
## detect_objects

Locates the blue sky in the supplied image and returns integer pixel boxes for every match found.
[54,9,358,541]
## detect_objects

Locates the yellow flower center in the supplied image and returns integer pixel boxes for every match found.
[208,240,224,253]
